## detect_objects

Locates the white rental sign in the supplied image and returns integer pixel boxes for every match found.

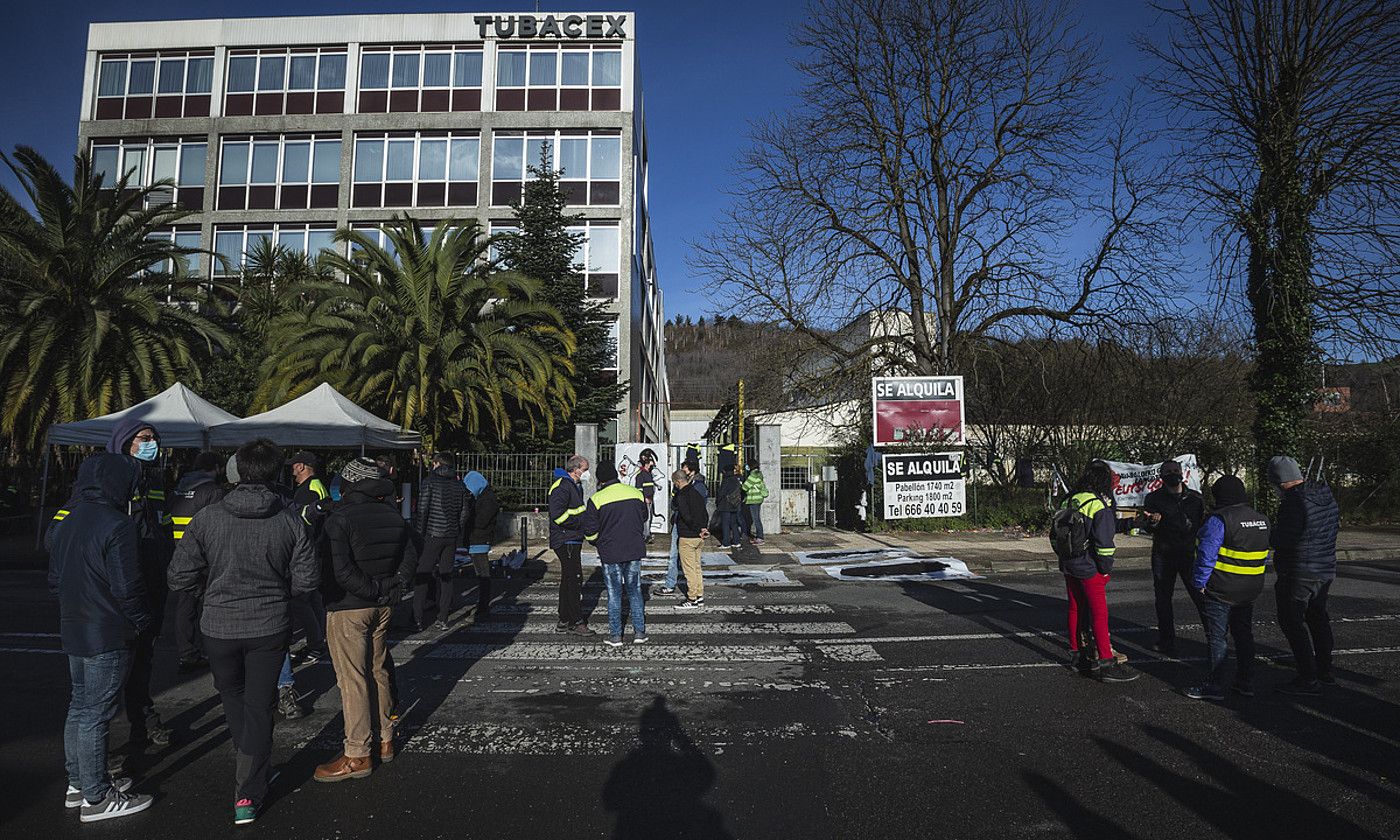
[882,452,966,520]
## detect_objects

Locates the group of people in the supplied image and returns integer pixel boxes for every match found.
[47,422,506,825]
[1057,455,1340,699]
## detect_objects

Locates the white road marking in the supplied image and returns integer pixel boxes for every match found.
[483,602,833,616]
[416,641,808,663]
[405,621,856,636]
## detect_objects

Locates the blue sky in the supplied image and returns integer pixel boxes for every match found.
[0,0,1175,321]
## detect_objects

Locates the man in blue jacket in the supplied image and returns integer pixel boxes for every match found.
[47,453,155,822]
[1268,455,1341,695]
[1185,476,1270,701]
[549,455,594,636]
[581,459,649,647]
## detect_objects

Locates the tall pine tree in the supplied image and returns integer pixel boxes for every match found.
[496,147,627,448]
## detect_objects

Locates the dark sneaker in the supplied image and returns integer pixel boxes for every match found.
[1184,684,1225,701]
[1277,677,1322,697]
[1096,661,1141,683]
[569,623,596,637]
[277,686,305,720]
[554,621,573,633]
[233,798,258,825]
[80,788,153,823]
[1231,681,1255,698]
[67,777,132,809]
[297,647,328,665]
[653,586,677,596]
[433,621,450,631]
[177,656,208,673]
[146,723,172,747]
[633,634,650,644]
[676,598,704,611]
[1150,640,1175,656]
[1067,651,1096,677]
[1318,672,1338,686]
[604,636,624,648]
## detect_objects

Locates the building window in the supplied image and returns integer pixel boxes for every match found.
[213,223,337,276]
[95,51,214,120]
[352,132,479,209]
[358,45,483,114]
[224,48,347,117]
[217,135,342,211]
[495,44,622,111]
[604,319,620,370]
[91,137,207,210]
[567,221,621,299]
[490,130,620,207]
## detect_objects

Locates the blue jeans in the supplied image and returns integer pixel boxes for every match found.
[664,527,680,589]
[746,503,764,540]
[1200,595,1255,687]
[278,653,295,689]
[602,560,645,638]
[65,650,131,803]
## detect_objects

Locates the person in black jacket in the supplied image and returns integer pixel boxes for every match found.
[549,455,594,636]
[167,439,319,825]
[103,417,175,748]
[413,453,469,631]
[463,470,499,622]
[169,451,225,672]
[315,458,417,783]
[582,459,649,647]
[715,464,744,549]
[672,469,711,610]
[1138,460,1207,655]
[47,453,155,822]
[1268,455,1341,695]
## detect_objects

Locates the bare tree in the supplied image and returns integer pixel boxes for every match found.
[1143,0,1400,459]
[691,0,1177,381]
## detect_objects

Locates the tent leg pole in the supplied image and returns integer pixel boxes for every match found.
[35,446,51,550]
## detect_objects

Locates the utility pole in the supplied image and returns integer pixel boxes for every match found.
[737,379,745,471]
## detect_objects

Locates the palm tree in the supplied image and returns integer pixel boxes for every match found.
[258,216,576,449]
[0,146,228,450]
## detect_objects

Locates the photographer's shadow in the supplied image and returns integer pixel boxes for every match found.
[602,696,734,840]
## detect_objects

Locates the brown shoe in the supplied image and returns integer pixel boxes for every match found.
[313,754,372,782]
[1112,648,1129,665]
[379,737,396,764]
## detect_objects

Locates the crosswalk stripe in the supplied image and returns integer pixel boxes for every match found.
[483,602,833,616]
[400,621,856,637]
[416,641,807,663]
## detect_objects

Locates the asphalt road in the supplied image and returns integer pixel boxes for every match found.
[3,548,1398,839]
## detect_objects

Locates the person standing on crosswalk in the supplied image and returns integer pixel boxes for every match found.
[672,470,710,610]
[549,455,595,636]
[582,460,649,647]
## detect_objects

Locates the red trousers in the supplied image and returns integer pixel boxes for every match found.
[1065,573,1113,660]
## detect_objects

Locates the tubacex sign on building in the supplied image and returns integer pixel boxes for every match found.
[76,11,669,444]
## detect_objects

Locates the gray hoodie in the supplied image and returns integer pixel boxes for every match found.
[167,483,319,640]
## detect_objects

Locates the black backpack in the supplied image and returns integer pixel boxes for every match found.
[1049,495,1095,560]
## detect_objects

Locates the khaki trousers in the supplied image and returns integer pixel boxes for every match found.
[678,537,704,600]
[326,607,393,758]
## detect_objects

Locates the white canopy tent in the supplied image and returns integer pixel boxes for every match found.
[207,382,421,450]
[46,383,239,449]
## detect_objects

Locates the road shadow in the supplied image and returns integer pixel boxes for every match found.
[1022,771,1140,839]
[1097,724,1388,838]
[601,696,734,840]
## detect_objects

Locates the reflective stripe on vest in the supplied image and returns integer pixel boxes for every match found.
[584,482,645,541]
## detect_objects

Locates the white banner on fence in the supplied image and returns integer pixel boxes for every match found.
[614,443,670,534]
[882,452,966,520]
[1102,455,1201,508]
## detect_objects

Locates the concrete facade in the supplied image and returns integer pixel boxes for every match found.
[77,12,669,443]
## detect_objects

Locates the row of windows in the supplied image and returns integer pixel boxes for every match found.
[93,131,625,210]
[95,44,624,119]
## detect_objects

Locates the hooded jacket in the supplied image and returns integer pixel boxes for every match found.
[464,471,500,548]
[321,478,418,611]
[582,479,648,564]
[47,454,151,656]
[416,465,470,540]
[1272,481,1340,580]
[548,467,587,549]
[742,469,770,506]
[167,483,319,639]
[104,416,173,565]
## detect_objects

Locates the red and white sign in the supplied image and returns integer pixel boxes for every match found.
[872,376,966,447]
[1103,455,1201,508]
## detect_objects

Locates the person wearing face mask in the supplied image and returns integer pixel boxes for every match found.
[107,419,175,748]
[549,455,594,636]
[1138,460,1207,656]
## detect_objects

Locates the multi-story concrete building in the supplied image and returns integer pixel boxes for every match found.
[77,11,669,443]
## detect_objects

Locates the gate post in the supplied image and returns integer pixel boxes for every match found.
[575,423,599,497]
[757,423,782,535]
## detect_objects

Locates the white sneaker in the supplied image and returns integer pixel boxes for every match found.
[67,777,133,809]
[79,788,153,823]
[633,634,649,644]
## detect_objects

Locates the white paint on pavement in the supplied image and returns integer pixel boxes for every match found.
[417,641,807,663]
[441,621,857,636]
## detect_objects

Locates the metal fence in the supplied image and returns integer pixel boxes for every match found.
[453,452,570,512]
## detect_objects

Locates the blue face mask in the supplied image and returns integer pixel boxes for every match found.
[134,440,159,462]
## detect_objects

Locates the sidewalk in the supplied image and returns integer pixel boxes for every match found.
[763,526,1400,576]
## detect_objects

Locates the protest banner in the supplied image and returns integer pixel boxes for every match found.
[1103,455,1201,508]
